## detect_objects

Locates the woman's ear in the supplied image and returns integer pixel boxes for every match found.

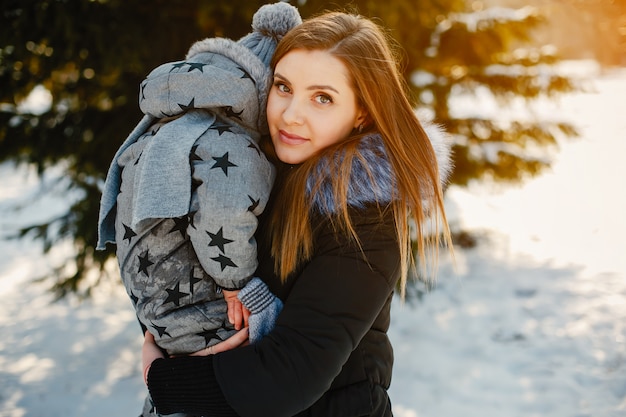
[354,107,370,130]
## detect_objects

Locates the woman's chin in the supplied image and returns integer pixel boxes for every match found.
[276,149,306,165]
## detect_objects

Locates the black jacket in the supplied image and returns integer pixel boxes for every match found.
[224,204,400,417]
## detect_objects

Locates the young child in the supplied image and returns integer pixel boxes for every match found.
[97,1,300,362]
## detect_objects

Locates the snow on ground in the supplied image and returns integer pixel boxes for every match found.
[1,63,624,417]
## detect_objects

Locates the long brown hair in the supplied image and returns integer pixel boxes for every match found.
[267,12,452,296]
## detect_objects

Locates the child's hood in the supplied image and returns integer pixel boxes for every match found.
[138,38,272,133]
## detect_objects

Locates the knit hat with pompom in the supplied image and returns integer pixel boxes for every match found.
[237,2,302,67]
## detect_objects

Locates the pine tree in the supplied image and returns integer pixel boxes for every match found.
[0,0,583,297]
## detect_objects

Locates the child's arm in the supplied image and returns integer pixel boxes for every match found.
[222,289,251,330]
[186,134,275,292]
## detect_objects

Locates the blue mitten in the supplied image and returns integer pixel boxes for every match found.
[238,277,283,344]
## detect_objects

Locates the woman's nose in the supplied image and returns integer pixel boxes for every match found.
[282,97,305,125]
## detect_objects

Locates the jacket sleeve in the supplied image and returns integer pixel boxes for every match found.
[186,132,275,290]
[147,208,400,417]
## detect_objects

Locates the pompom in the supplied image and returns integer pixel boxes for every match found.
[237,2,302,67]
[251,2,302,39]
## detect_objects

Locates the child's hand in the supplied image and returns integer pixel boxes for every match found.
[142,331,165,385]
[223,289,251,330]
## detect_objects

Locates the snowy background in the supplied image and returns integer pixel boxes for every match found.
[1,62,624,416]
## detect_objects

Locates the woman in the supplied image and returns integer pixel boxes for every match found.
[143,10,453,417]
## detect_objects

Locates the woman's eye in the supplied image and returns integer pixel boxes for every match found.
[274,82,291,94]
[315,94,332,105]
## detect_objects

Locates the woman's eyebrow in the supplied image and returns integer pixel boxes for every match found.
[273,72,289,82]
[274,72,339,94]
[307,84,339,94]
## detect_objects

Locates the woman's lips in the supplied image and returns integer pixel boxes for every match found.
[279,129,308,145]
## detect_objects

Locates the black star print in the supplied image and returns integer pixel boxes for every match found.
[247,195,260,212]
[178,97,195,111]
[137,251,154,277]
[247,141,261,156]
[211,254,237,271]
[168,216,189,238]
[186,62,206,72]
[206,227,234,253]
[189,267,203,295]
[164,282,189,307]
[129,291,139,305]
[208,121,233,136]
[170,61,187,72]
[122,223,137,243]
[237,66,255,84]
[196,328,225,346]
[191,177,202,192]
[151,323,171,338]
[211,152,237,176]
[190,144,203,162]
[140,81,147,101]
[188,210,198,229]
[223,106,243,121]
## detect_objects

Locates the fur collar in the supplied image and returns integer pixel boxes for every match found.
[308,122,453,214]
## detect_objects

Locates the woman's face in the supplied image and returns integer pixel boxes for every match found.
[267,49,367,165]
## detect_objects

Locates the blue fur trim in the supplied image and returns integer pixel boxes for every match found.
[306,122,453,215]
[307,134,395,214]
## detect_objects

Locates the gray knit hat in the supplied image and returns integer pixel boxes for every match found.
[237,2,302,67]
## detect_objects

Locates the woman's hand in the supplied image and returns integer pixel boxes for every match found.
[142,328,249,384]
[188,327,249,357]
[142,331,165,385]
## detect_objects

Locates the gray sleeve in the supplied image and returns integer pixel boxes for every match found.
[187,131,275,290]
